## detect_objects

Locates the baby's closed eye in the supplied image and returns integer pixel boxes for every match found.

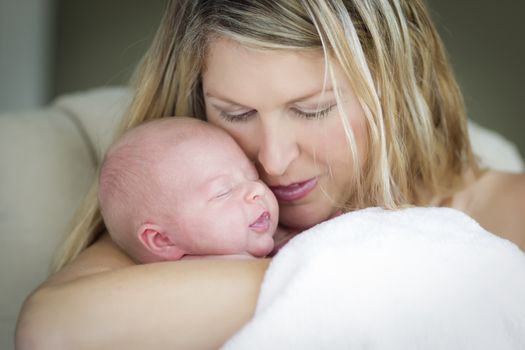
[215,188,232,199]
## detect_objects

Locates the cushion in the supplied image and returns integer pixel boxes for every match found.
[0,87,128,349]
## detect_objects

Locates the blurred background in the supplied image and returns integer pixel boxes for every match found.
[0,0,523,156]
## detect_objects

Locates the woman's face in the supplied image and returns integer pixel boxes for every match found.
[203,38,368,230]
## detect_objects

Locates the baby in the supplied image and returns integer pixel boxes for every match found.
[98,117,279,263]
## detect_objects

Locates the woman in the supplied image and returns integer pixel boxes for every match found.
[16,0,525,349]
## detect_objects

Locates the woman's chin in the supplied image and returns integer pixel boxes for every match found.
[279,205,333,231]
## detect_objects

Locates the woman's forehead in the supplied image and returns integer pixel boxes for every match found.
[204,37,326,77]
[202,38,341,107]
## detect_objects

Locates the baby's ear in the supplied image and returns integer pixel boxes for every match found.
[137,223,186,260]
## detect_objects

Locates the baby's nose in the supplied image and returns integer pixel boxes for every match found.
[246,180,266,202]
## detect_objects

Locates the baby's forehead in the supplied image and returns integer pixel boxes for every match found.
[117,118,248,185]
[157,123,242,172]
[120,120,229,157]
[166,127,236,160]
[159,148,233,199]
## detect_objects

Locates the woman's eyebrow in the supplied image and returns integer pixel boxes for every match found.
[204,91,242,106]
[204,87,335,106]
[291,87,335,103]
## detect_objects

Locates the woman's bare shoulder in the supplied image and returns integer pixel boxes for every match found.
[458,170,525,250]
[46,233,135,286]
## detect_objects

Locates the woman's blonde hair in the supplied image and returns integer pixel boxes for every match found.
[52,0,477,272]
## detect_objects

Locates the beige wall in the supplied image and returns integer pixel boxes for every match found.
[52,0,165,96]
[0,0,54,112]
[51,0,524,157]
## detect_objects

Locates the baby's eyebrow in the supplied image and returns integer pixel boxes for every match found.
[201,174,231,192]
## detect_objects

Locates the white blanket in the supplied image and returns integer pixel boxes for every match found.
[222,207,525,350]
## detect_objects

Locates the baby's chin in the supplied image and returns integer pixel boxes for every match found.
[247,234,275,257]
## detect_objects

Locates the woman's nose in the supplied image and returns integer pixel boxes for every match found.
[257,118,299,176]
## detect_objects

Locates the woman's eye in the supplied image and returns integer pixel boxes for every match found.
[220,110,256,122]
[292,104,337,119]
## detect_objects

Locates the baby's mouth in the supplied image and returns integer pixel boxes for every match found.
[249,211,271,233]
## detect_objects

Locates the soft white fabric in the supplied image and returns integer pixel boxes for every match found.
[223,207,525,350]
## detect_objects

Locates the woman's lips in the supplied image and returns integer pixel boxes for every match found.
[270,177,318,202]
[249,211,271,233]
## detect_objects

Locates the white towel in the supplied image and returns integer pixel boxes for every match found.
[222,207,525,350]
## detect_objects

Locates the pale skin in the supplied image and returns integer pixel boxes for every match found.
[16,38,525,350]
[100,120,279,262]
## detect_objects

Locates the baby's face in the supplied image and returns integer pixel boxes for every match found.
[164,134,278,257]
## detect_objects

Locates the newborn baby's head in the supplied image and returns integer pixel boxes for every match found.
[99,117,278,263]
